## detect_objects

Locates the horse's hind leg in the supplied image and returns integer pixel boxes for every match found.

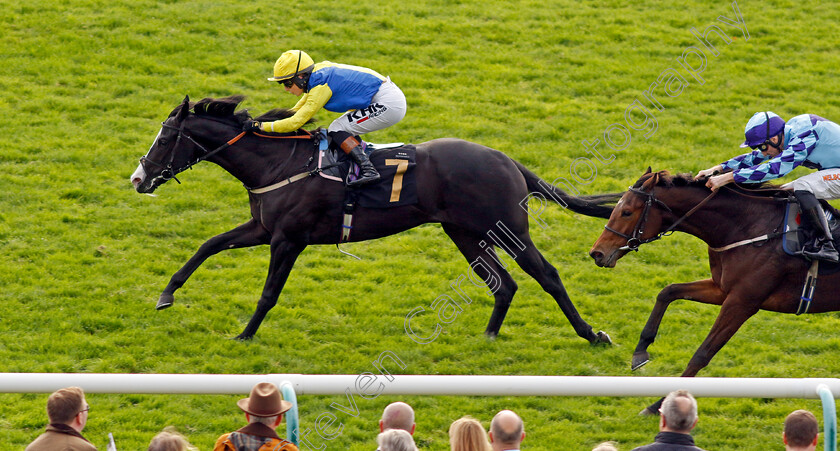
[513,235,609,344]
[632,279,726,370]
[157,219,270,309]
[442,224,517,338]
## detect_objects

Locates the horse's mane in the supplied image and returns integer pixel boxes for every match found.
[634,170,791,198]
[183,95,315,127]
[255,108,315,125]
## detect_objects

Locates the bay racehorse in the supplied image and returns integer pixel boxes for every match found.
[131,95,617,343]
[589,168,840,414]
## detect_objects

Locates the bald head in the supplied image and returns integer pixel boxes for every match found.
[660,390,698,433]
[380,402,416,434]
[489,410,524,450]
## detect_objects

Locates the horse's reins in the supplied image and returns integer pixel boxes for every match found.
[606,183,791,252]
[705,184,791,252]
[604,187,718,252]
[141,115,317,191]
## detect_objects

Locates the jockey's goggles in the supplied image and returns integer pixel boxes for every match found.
[751,140,774,152]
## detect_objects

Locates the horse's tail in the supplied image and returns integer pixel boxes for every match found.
[514,161,621,219]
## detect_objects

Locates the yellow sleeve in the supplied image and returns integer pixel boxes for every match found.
[213,434,233,451]
[261,84,333,133]
[291,95,307,111]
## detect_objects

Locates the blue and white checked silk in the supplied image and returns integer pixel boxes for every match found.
[721,114,840,183]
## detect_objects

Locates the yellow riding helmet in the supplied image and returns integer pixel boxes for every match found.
[267,50,315,82]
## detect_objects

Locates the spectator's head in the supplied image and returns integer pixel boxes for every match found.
[449,416,491,451]
[592,441,618,451]
[784,409,819,450]
[237,382,292,430]
[377,428,418,451]
[46,386,89,432]
[148,427,197,451]
[659,389,698,434]
[489,410,525,451]
[380,401,416,435]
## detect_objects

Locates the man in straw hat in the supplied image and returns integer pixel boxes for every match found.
[213,382,298,451]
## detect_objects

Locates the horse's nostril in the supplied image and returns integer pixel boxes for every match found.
[589,251,602,260]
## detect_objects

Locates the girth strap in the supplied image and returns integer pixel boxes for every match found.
[248,171,313,194]
[708,233,776,252]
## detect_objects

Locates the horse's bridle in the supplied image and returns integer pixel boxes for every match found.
[139,115,312,187]
[604,186,718,252]
[139,120,211,186]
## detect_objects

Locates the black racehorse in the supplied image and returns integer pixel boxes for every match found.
[131,95,617,342]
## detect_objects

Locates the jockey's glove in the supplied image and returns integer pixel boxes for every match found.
[243,120,262,132]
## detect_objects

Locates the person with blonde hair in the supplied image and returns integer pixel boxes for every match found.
[593,441,619,451]
[449,416,491,451]
[149,427,197,451]
[376,428,417,451]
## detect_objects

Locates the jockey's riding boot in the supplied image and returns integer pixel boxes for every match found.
[795,190,840,262]
[802,206,840,262]
[339,135,380,187]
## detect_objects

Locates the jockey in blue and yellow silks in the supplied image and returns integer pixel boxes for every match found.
[244,50,407,187]
[697,111,840,262]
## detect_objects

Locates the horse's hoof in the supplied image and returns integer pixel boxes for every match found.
[233,333,254,342]
[631,352,650,371]
[156,294,175,310]
[638,406,659,416]
[590,330,612,346]
[484,331,498,342]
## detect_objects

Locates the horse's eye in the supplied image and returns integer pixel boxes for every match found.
[159,138,168,146]
[621,210,633,217]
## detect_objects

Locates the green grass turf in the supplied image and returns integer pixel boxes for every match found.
[1,0,839,449]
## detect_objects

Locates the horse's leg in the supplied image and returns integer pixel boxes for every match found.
[514,235,609,344]
[441,224,518,338]
[236,239,307,340]
[640,293,759,415]
[632,278,726,370]
[157,219,270,309]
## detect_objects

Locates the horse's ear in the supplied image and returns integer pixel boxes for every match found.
[641,171,659,190]
[177,95,190,121]
[644,166,652,174]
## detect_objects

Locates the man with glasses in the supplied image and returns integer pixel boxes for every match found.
[696,111,840,262]
[244,50,408,187]
[26,386,97,450]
